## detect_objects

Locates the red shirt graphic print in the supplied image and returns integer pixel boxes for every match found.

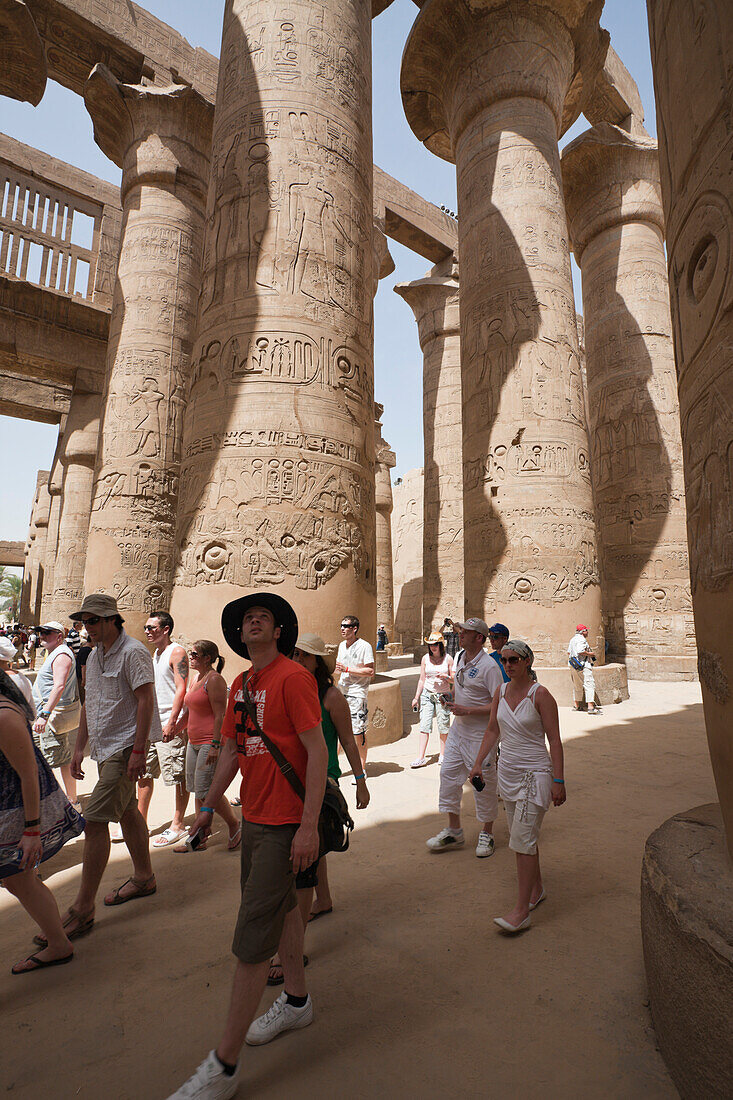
[221,653,322,825]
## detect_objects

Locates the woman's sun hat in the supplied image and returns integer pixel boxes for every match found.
[295,632,336,672]
[425,630,444,645]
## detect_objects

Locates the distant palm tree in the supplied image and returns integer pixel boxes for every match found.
[0,568,22,622]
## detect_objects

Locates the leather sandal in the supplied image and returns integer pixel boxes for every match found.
[33,906,94,948]
[104,875,156,906]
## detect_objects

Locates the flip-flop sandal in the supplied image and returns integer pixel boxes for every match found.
[308,906,333,923]
[12,952,74,975]
[33,906,94,948]
[152,828,188,848]
[104,876,157,906]
[227,826,242,851]
[410,758,428,768]
[267,955,309,987]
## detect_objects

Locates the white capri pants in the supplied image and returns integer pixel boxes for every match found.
[438,732,498,822]
[503,799,546,855]
[570,663,595,705]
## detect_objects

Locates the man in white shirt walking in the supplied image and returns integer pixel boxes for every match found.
[426,617,503,858]
[335,615,374,769]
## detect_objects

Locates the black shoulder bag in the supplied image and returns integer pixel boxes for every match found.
[238,692,354,855]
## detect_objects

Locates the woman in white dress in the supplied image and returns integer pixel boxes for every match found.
[470,640,566,934]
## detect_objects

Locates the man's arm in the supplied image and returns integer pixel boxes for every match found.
[127,682,155,780]
[163,644,188,740]
[470,690,502,779]
[33,652,73,732]
[70,704,89,780]
[291,725,328,873]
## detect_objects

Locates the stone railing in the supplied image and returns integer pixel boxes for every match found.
[0,132,121,310]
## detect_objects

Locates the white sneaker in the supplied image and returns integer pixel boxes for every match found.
[475,831,495,858]
[426,827,464,852]
[166,1050,239,1099]
[245,992,314,1046]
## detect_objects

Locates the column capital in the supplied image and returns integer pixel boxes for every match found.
[0,0,47,107]
[33,483,51,530]
[401,0,608,161]
[562,123,665,262]
[84,63,214,203]
[395,270,460,345]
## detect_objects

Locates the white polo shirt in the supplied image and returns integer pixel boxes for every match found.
[451,648,503,739]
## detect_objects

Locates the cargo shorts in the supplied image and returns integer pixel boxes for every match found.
[232,821,299,964]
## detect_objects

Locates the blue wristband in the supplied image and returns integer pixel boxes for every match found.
[354,772,366,780]
[200,806,215,814]
[552,778,565,784]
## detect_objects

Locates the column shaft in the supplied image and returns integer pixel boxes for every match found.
[374,406,396,636]
[171,0,376,649]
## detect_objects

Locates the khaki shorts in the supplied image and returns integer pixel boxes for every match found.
[141,736,186,786]
[232,821,298,964]
[84,745,137,824]
[33,700,81,769]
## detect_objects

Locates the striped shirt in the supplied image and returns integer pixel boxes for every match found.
[84,629,162,763]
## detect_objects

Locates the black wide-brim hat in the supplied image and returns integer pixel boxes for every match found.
[221,592,299,660]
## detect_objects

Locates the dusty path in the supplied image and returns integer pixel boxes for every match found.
[1,677,711,1098]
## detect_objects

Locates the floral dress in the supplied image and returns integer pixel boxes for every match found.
[0,700,84,880]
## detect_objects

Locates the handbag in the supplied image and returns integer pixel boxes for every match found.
[237,691,354,855]
[568,655,584,671]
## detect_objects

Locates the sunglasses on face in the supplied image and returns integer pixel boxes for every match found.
[340,623,355,629]
[189,650,201,658]
[80,616,102,626]
[144,624,159,632]
[500,655,521,665]
[39,628,59,636]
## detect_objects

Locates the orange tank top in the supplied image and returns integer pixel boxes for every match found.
[184,675,216,745]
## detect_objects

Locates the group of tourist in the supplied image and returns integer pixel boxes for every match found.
[0,587,587,1099]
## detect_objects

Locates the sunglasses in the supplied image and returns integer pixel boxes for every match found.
[189,650,202,658]
[80,616,102,626]
[144,624,159,632]
[340,623,356,629]
[500,655,521,665]
[39,628,60,635]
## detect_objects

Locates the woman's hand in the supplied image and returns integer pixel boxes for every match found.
[411,697,419,709]
[19,832,43,871]
[469,762,483,783]
[552,780,566,806]
[355,777,370,810]
[205,744,220,767]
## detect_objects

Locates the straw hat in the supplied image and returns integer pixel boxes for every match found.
[425,630,444,645]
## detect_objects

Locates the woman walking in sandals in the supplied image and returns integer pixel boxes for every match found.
[410,632,454,768]
[0,670,84,974]
[470,640,566,935]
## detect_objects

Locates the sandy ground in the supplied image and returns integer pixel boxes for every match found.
[1,672,714,1099]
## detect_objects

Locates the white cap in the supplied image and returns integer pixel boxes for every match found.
[39,621,65,634]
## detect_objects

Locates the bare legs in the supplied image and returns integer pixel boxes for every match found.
[59,764,77,804]
[137,778,154,825]
[501,850,544,927]
[171,782,189,832]
[66,804,154,922]
[5,868,73,969]
[312,856,332,915]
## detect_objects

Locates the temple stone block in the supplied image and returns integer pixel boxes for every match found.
[642,4,733,1094]
[374,404,396,643]
[171,0,377,652]
[401,0,607,665]
[0,0,47,106]
[48,390,101,617]
[562,124,696,675]
[83,65,213,638]
[396,256,463,634]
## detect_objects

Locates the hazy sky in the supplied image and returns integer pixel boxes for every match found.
[1,0,655,546]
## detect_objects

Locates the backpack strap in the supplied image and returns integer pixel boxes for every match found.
[237,687,306,802]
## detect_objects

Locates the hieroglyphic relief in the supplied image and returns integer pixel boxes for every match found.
[172,0,376,640]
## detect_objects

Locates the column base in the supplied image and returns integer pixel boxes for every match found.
[365,676,405,747]
[614,654,699,681]
[385,642,404,656]
[375,652,389,673]
[535,662,629,706]
[641,803,733,1099]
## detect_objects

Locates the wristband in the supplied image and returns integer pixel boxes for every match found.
[354,772,366,780]
[130,749,145,756]
[552,778,565,784]
[23,829,41,836]
[210,740,221,748]
[24,817,41,827]
[39,711,50,720]
[200,806,215,815]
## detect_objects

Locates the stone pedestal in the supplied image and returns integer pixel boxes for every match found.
[374,403,396,639]
[562,124,695,669]
[535,661,628,707]
[0,0,47,106]
[395,257,464,634]
[171,0,377,652]
[401,0,607,666]
[83,65,213,639]
[48,390,101,617]
[364,675,404,747]
[641,804,733,1098]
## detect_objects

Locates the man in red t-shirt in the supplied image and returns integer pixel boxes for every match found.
[170,594,327,1100]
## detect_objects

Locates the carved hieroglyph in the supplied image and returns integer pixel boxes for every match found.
[648,0,733,854]
[171,0,376,648]
[374,403,396,636]
[401,0,607,664]
[83,65,213,638]
[0,0,47,106]
[392,468,424,647]
[562,124,694,660]
[47,390,101,619]
[396,256,464,635]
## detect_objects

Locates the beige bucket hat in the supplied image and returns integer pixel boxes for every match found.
[295,632,337,672]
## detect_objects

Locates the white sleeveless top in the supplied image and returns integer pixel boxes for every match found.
[153,642,178,725]
[497,682,552,811]
[424,654,452,693]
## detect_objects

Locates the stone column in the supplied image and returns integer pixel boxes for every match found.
[374,404,396,642]
[47,390,101,617]
[171,0,376,650]
[40,461,62,623]
[395,257,464,636]
[21,471,49,624]
[401,0,607,665]
[0,0,47,106]
[83,65,213,639]
[562,124,695,675]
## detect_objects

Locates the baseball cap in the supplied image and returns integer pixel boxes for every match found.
[69,594,122,620]
[39,621,65,633]
[455,617,490,638]
[488,622,509,637]
[576,623,588,631]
